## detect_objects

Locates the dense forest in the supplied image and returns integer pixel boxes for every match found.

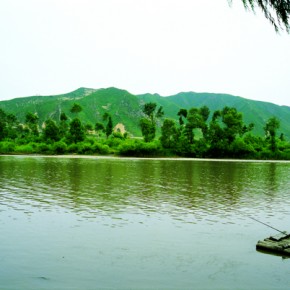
[1,101,290,159]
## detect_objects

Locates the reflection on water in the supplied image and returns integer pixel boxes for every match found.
[1,157,289,221]
[1,156,290,289]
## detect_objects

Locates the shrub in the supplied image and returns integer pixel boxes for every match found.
[35,143,51,154]
[105,137,122,149]
[77,142,94,154]
[229,137,256,158]
[86,137,95,145]
[117,139,162,157]
[52,141,67,154]
[67,143,79,153]
[112,131,125,139]
[92,143,110,155]
[0,141,15,153]
[66,142,95,154]
[14,144,34,154]
[280,149,290,160]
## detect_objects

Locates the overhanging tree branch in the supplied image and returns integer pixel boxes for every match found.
[230,0,290,32]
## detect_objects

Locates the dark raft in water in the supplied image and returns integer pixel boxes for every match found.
[256,232,290,256]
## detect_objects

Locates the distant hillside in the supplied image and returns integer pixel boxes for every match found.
[1,87,290,138]
[138,92,290,137]
[0,87,143,135]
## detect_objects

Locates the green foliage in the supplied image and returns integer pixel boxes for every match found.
[106,116,113,138]
[0,141,15,153]
[76,142,95,154]
[92,142,110,155]
[112,131,126,139]
[25,112,39,136]
[14,143,34,154]
[2,87,290,138]
[104,136,123,150]
[43,119,60,142]
[59,120,69,139]
[117,139,162,157]
[35,143,51,154]
[102,113,113,138]
[2,96,290,160]
[0,109,19,141]
[140,102,164,142]
[177,108,187,125]
[25,112,38,124]
[70,103,82,114]
[243,133,265,153]
[0,119,7,141]
[140,118,156,142]
[67,143,79,153]
[95,122,105,132]
[220,107,245,143]
[68,118,85,143]
[229,137,255,158]
[60,112,68,121]
[143,102,157,120]
[63,141,110,155]
[264,116,280,152]
[52,141,67,154]
[160,119,178,148]
[84,123,94,133]
[207,106,253,156]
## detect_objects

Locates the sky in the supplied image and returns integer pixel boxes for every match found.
[0,0,289,106]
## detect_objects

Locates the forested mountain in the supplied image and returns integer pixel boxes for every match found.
[1,87,290,138]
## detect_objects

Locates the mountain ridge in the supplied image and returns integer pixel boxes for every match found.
[0,87,289,138]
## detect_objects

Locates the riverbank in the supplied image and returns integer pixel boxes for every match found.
[1,136,290,161]
[2,153,290,163]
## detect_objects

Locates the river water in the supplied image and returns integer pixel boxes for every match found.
[0,155,290,289]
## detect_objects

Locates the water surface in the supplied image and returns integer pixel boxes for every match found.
[1,156,290,289]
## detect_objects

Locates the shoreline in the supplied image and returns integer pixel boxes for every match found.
[1,153,290,163]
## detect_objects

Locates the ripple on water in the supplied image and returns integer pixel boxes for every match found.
[1,156,290,289]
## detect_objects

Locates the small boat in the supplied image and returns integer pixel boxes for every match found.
[256,232,290,256]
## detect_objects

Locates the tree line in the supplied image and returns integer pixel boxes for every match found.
[0,102,290,159]
[139,102,289,159]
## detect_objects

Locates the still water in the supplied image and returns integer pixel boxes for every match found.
[1,155,290,289]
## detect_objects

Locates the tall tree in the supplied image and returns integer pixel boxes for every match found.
[178,106,210,144]
[221,106,245,143]
[0,109,18,140]
[0,108,7,140]
[208,106,253,156]
[264,116,280,152]
[25,112,39,136]
[199,105,210,138]
[43,119,60,142]
[59,112,69,138]
[140,102,164,142]
[160,119,178,148]
[139,118,155,142]
[95,122,105,137]
[68,118,85,143]
[103,112,113,138]
[177,109,188,126]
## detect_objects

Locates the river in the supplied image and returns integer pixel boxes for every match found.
[0,155,290,289]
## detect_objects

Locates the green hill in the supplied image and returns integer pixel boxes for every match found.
[1,87,290,138]
[138,92,290,137]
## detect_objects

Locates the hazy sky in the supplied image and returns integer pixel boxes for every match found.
[0,0,289,106]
